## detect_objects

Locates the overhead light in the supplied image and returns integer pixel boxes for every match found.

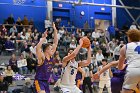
[101,7,105,11]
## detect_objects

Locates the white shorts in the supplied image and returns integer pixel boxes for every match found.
[60,85,82,93]
[99,80,111,88]
[123,67,140,90]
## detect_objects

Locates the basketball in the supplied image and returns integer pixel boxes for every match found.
[82,37,91,48]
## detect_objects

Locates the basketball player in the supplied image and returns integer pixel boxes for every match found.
[93,61,126,93]
[93,60,140,93]
[118,29,140,93]
[60,39,91,93]
[98,59,112,93]
[34,23,58,93]
[76,67,85,88]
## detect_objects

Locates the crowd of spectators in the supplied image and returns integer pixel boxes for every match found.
[0,14,140,92]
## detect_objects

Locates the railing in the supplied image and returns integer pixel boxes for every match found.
[0,24,95,32]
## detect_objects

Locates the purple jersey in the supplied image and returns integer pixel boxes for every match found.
[35,57,54,80]
[76,71,82,81]
[111,66,126,93]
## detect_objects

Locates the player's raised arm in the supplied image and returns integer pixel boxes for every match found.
[52,22,58,55]
[93,61,119,79]
[62,39,83,67]
[79,46,91,67]
[36,31,47,65]
[118,45,126,70]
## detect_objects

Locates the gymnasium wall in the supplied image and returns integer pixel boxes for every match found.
[0,0,47,32]
[0,0,139,31]
[116,0,140,29]
[53,0,112,28]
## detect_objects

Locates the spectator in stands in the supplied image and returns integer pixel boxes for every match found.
[55,18,61,30]
[107,23,115,39]
[52,66,61,83]
[113,44,124,60]
[84,20,89,34]
[29,18,34,25]
[100,43,108,58]
[21,30,26,40]
[108,38,116,58]
[92,30,100,39]
[7,14,15,24]
[16,17,22,25]
[69,40,77,48]
[91,39,99,49]
[1,24,7,35]
[84,20,89,29]
[33,35,39,44]
[26,52,37,74]
[58,27,65,38]
[25,28,32,40]
[91,55,98,73]
[16,17,23,33]
[29,42,36,56]
[65,21,72,32]
[16,33,24,51]
[5,37,15,49]
[54,51,61,65]
[9,53,18,73]
[4,65,14,85]
[99,29,105,37]
[105,29,110,42]
[96,49,105,66]
[31,28,38,38]
[27,37,33,46]
[22,15,29,25]
[44,16,51,29]
[71,34,77,42]
[21,41,30,58]
[22,78,33,93]
[79,48,87,61]
[115,27,120,40]
[82,65,93,93]
[130,22,138,30]
[87,32,92,41]
[0,33,6,54]
[0,74,9,93]
[63,33,71,47]
[10,25,17,34]
[18,54,28,75]
[10,32,16,41]
[4,32,9,39]
[76,28,84,37]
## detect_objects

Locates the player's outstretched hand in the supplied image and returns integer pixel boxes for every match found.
[42,30,48,38]
[40,37,46,43]
[93,72,100,80]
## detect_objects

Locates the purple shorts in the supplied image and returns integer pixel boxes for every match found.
[34,80,50,93]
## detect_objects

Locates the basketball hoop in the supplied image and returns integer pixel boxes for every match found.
[13,0,26,5]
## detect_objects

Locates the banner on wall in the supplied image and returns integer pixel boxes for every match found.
[13,0,26,5]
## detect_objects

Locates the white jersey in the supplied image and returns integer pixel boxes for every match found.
[99,65,110,81]
[61,61,78,86]
[126,42,140,68]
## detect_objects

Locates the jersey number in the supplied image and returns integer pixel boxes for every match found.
[134,46,140,54]
[71,69,74,75]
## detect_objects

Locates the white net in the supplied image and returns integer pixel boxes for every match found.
[13,0,26,5]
